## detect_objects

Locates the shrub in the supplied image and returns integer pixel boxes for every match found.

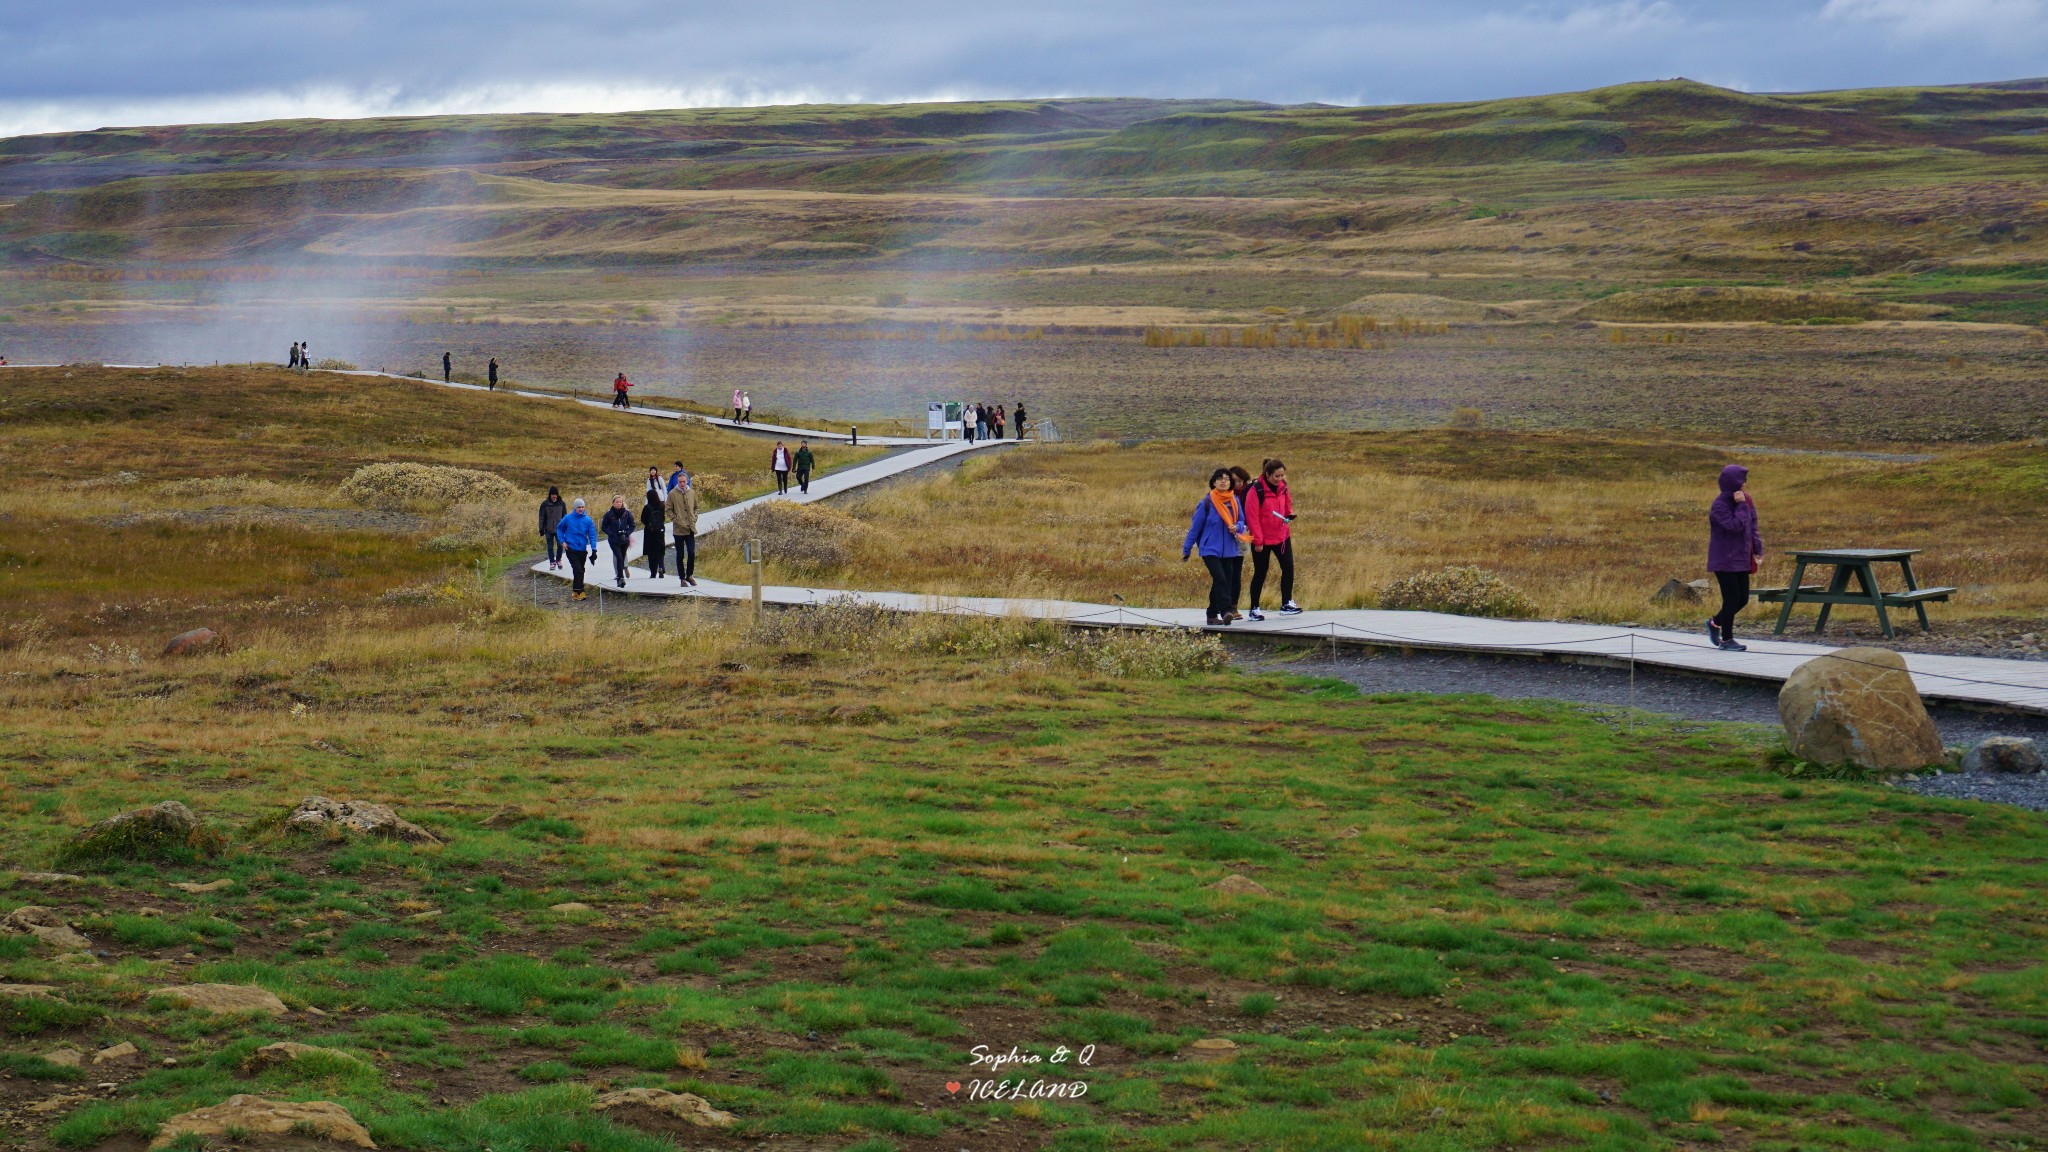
[57,801,228,867]
[337,463,521,511]
[719,502,867,576]
[425,502,524,553]
[1449,407,1484,429]
[1379,566,1534,619]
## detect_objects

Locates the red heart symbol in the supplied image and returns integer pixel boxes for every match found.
[945,1082,961,1094]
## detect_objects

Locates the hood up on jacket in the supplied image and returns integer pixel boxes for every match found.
[1718,464,1748,494]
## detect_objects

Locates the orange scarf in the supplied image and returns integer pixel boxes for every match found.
[1208,490,1249,543]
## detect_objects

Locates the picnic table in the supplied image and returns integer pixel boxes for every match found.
[1753,548,1955,639]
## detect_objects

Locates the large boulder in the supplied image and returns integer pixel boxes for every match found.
[151,1095,374,1149]
[286,797,440,845]
[1960,736,2044,775]
[2,906,92,951]
[1779,647,1944,772]
[60,801,226,864]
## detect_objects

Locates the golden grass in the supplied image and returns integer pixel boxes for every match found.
[708,431,2048,627]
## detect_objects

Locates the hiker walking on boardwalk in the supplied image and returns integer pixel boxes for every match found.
[1228,466,1254,617]
[612,372,632,409]
[442,352,452,383]
[487,358,498,391]
[298,341,310,370]
[741,391,753,424]
[667,460,687,494]
[1245,458,1301,621]
[538,486,568,570]
[1184,467,1250,627]
[992,405,1006,440]
[288,342,300,369]
[641,479,668,580]
[1707,464,1763,652]
[732,388,744,422]
[975,403,989,442]
[1013,402,1026,439]
[795,439,815,494]
[601,495,636,588]
[556,498,597,600]
[771,441,793,496]
[668,470,700,587]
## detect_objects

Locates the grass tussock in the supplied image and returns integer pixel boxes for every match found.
[717,503,868,576]
[1575,286,1942,324]
[1378,566,1536,619]
[337,463,523,511]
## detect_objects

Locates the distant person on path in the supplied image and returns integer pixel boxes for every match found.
[1013,402,1026,439]
[288,342,300,369]
[487,358,499,391]
[538,486,568,571]
[992,405,1006,440]
[794,439,815,494]
[1707,463,1763,652]
[732,388,744,422]
[298,341,310,370]
[601,495,636,588]
[641,481,668,580]
[1228,466,1254,616]
[975,404,989,442]
[612,372,632,409]
[557,497,597,600]
[668,470,699,587]
[443,352,452,383]
[1245,458,1300,621]
[742,391,754,424]
[771,441,792,495]
[1184,467,1250,627]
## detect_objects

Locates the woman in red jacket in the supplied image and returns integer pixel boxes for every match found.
[1245,458,1300,621]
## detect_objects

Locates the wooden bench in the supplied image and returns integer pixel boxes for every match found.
[1752,584,1824,603]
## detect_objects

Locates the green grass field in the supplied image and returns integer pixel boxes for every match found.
[2,602,2044,1152]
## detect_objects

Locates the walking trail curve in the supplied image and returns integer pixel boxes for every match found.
[16,363,2046,715]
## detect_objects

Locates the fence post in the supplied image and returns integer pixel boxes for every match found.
[748,539,764,624]
[850,426,858,447]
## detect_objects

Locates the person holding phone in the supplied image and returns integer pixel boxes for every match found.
[1245,458,1300,620]
[1707,463,1763,651]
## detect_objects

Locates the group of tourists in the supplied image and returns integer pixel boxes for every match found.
[962,402,1023,441]
[731,389,754,423]
[1184,459,1300,627]
[538,462,703,600]
[771,440,815,495]
[286,342,313,370]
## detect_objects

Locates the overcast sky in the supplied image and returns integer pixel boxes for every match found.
[4,0,2045,138]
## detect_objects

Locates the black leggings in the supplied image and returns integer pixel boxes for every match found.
[609,539,631,584]
[775,469,790,495]
[1714,571,1750,639]
[566,550,587,593]
[1202,555,1238,620]
[1250,540,1294,609]
[644,531,665,576]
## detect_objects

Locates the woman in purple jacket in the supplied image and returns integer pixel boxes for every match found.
[1707,464,1763,651]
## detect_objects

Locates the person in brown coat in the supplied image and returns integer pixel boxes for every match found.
[667,472,700,587]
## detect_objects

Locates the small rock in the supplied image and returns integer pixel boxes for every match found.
[0,983,60,999]
[1336,827,1361,839]
[93,1042,139,1065]
[1651,577,1702,605]
[285,796,440,844]
[149,983,288,1016]
[136,907,163,917]
[170,878,234,894]
[243,1041,368,1073]
[17,872,86,884]
[162,628,219,657]
[405,910,442,922]
[44,1047,84,1068]
[548,901,593,913]
[3,906,93,951]
[1187,1038,1238,1062]
[163,1057,179,1066]
[592,1087,736,1129]
[151,1094,374,1150]
[27,1092,88,1114]
[1207,874,1269,896]
[1960,736,2043,775]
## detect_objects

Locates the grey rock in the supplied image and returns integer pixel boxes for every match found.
[1961,736,2043,775]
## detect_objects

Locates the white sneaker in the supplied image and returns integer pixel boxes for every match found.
[1247,608,1266,621]
[1279,602,1303,615]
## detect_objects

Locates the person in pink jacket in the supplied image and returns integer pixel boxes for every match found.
[1245,458,1300,620]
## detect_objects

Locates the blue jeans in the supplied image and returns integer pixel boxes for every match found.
[545,532,563,563]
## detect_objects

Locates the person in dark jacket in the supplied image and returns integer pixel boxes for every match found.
[556,498,598,600]
[641,482,668,580]
[794,440,815,494]
[1245,458,1300,620]
[1707,463,1764,651]
[1013,403,1027,439]
[600,495,636,588]
[538,487,567,570]
[487,358,499,390]
[612,372,632,409]
[1228,466,1253,617]
[442,351,452,383]
[1184,467,1250,626]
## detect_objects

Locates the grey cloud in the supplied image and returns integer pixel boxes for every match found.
[4,0,2045,136]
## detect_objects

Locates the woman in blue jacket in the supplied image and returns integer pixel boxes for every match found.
[555,498,598,601]
[1184,467,1251,626]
